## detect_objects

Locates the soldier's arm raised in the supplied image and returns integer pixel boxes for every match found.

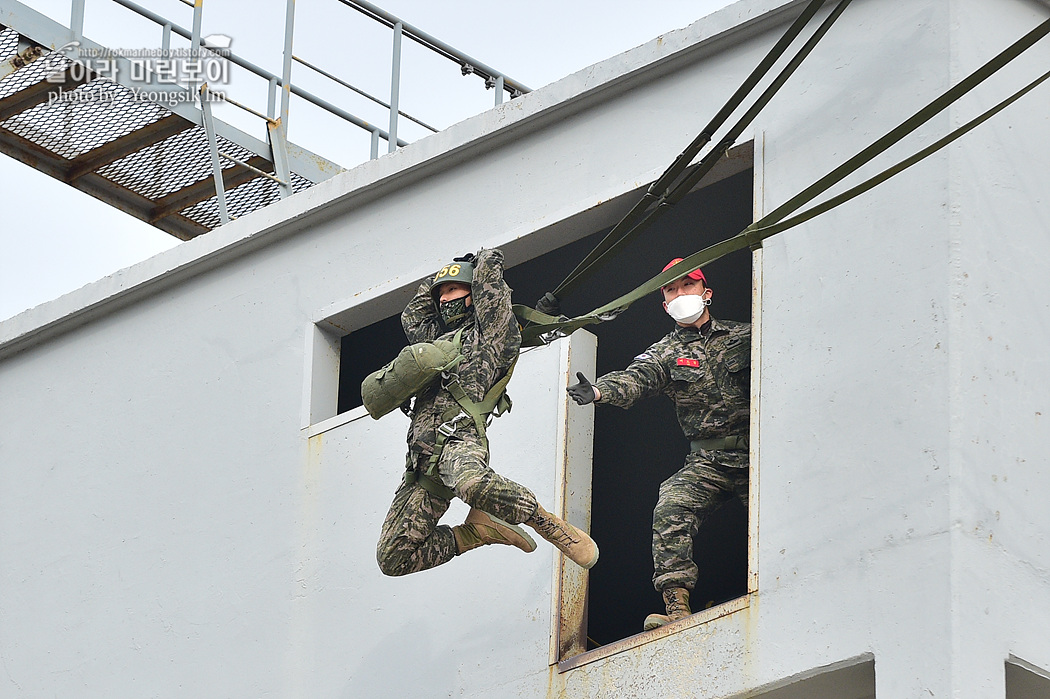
[402,276,442,343]
[469,248,521,363]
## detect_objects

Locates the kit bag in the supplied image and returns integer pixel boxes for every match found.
[360,336,463,419]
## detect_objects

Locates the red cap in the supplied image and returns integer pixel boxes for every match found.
[662,258,706,283]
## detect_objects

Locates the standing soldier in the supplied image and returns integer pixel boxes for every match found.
[376,249,599,577]
[567,259,750,630]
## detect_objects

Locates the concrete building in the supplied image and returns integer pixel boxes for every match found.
[3,0,1050,696]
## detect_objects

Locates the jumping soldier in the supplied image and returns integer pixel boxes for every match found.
[567,258,750,630]
[376,248,599,577]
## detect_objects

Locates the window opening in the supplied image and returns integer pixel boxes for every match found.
[331,159,753,658]
[505,165,754,655]
[1007,658,1050,699]
[338,314,406,414]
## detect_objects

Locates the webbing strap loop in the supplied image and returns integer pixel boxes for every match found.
[691,436,750,453]
[519,15,1050,348]
[550,0,840,301]
[405,453,456,501]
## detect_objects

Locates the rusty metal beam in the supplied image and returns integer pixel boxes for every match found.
[0,67,90,122]
[66,113,193,182]
[149,155,273,222]
[75,169,207,240]
[0,123,207,240]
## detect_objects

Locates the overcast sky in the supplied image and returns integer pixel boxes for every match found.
[0,0,738,322]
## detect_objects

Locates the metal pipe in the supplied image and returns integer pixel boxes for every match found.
[190,0,202,57]
[494,75,504,106]
[294,86,405,146]
[336,0,531,97]
[200,83,229,224]
[70,0,85,60]
[280,0,295,133]
[293,54,437,132]
[219,151,285,183]
[388,21,401,153]
[221,94,276,123]
[267,77,277,120]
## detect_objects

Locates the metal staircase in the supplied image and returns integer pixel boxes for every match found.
[0,0,529,239]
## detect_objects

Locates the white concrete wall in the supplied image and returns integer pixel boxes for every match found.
[2,0,1049,696]
[949,0,1050,696]
[285,335,594,697]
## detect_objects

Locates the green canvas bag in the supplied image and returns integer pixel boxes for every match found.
[360,335,463,419]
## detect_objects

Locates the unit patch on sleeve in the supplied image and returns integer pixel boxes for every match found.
[676,357,700,367]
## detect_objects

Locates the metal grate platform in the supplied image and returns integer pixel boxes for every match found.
[0,27,307,240]
[0,0,529,240]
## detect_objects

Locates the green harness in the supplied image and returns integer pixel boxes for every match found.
[403,333,516,501]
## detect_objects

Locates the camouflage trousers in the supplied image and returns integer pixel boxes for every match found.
[376,435,539,576]
[652,449,749,591]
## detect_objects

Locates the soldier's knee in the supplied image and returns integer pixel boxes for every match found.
[376,548,411,577]
[454,476,485,505]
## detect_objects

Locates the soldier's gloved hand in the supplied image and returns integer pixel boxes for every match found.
[567,372,598,405]
[453,253,477,264]
[535,292,561,317]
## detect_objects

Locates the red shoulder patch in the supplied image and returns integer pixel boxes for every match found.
[676,357,700,367]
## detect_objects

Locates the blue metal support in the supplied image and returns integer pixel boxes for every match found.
[267,77,277,120]
[190,0,202,55]
[388,21,402,153]
[280,0,295,132]
[199,83,230,224]
[268,119,293,199]
[69,0,84,59]
[273,0,295,198]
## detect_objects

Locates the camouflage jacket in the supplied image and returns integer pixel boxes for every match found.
[401,248,520,451]
[593,317,751,441]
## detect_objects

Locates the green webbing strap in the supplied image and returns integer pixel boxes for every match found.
[551,0,845,301]
[442,357,518,438]
[413,353,519,500]
[404,453,457,500]
[691,436,750,452]
[519,15,1050,348]
[512,304,564,327]
[749,65,1050,242]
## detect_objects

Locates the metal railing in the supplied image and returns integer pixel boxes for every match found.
[99,0,531,160]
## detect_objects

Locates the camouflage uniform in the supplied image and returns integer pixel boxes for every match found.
[593,316,750,592]
[376,248,539,576]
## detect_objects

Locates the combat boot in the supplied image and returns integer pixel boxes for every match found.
[524,504,599,569]
[643,587,692,631]
[453,508,537,555]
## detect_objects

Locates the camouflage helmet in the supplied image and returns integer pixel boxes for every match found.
[430,260,475,305]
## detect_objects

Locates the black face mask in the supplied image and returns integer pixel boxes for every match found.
[439,296,472,329]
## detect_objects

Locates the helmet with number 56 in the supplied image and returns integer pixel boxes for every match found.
[429,260,475,305]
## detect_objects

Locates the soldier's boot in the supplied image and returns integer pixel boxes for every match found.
[453,508,538,555]
[524,504,599,569]
[643,587,692,631]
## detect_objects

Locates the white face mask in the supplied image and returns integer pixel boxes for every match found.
[665,293,710,325]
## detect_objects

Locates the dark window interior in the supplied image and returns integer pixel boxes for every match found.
[338,314,406,414]
[339,167,753,651]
